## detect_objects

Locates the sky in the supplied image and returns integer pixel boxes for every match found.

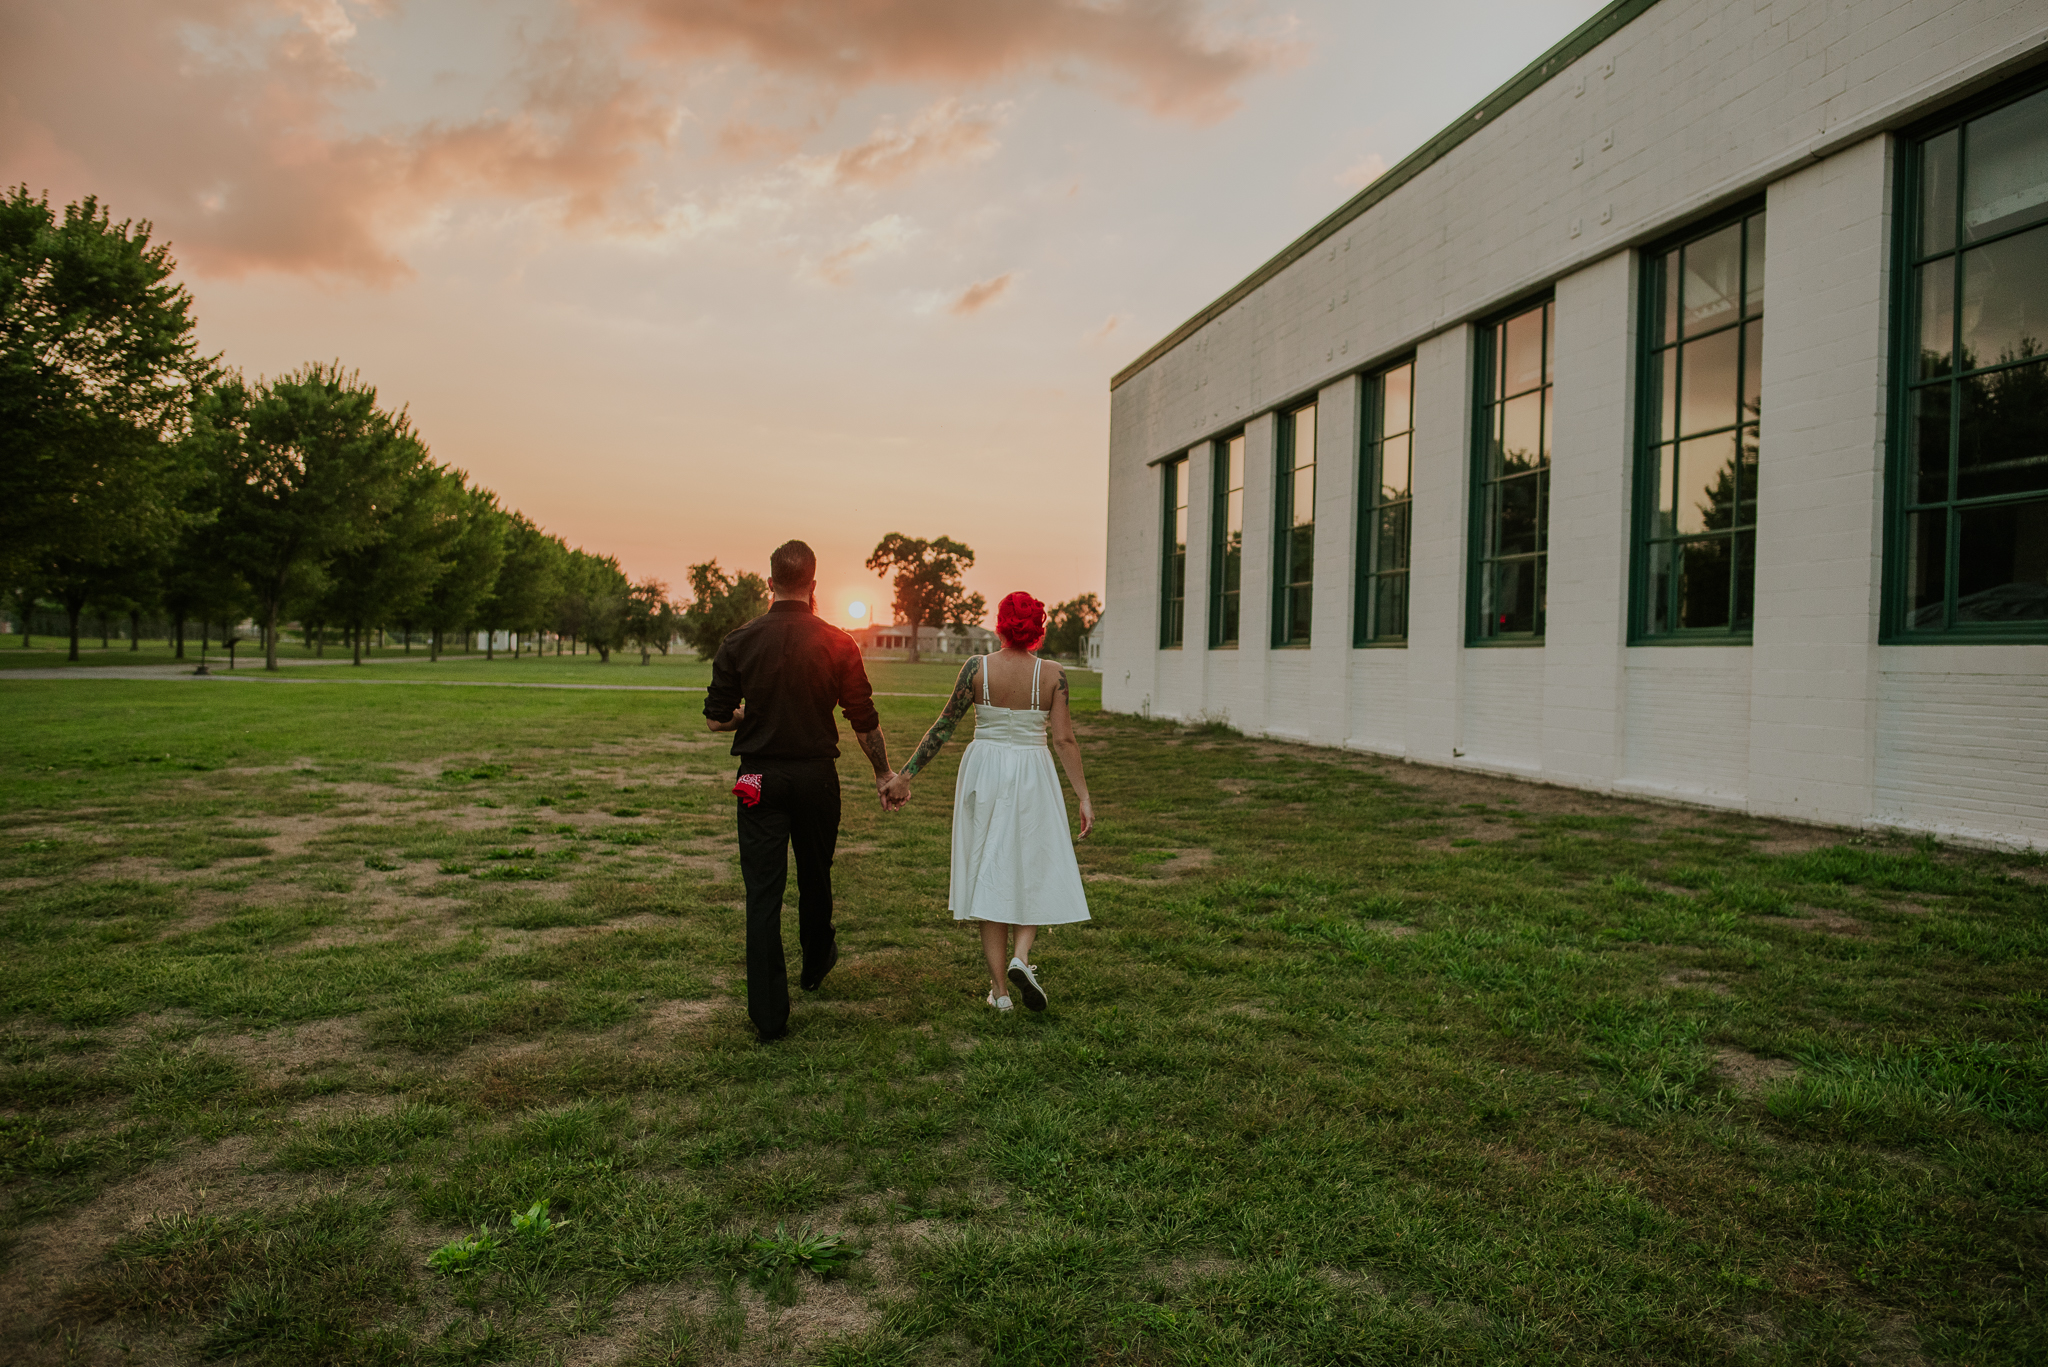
[2,0,1607,628]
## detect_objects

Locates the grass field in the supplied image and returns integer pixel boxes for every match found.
[0,669,2042,1365]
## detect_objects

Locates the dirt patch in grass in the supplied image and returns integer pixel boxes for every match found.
[1663,969,1733,996]
[1714,1048,1798,1093]
[1775,907,1870,936]
[1085,848,1216,883]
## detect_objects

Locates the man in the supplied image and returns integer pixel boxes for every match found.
[705,540,896,1042]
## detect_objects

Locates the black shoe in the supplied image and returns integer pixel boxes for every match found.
[757,1024,789,1044]
[799,942,839,992]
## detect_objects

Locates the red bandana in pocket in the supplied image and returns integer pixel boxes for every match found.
[733,773,764,808]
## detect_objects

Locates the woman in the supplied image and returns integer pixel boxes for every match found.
[884,592,1093,1012]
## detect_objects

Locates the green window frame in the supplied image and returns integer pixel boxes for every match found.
[1209,433,1245,647]
[1886,74,2048,641]
[1469,298,1553,642]
[1632,204,1766,641]
[1159,454,1188,648]
[1273,402,1317,646]
[1355,359,1415,645]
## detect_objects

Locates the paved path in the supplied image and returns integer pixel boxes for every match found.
[0,666,947,697]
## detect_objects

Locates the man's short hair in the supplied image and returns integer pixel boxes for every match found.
[770,540,817,590]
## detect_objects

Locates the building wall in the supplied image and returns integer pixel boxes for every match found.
[1102,0,2048,847]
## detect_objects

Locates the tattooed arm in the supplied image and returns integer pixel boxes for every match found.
[854,726,891,780]
[897,657,980,780]
[1045,664,1094,837]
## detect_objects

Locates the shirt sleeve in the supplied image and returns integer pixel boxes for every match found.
[836,635,880,733]
[704,637,742,722]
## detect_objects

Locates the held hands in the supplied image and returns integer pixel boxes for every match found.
[879,771,913,812]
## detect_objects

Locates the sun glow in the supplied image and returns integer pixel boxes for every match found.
[847,601,868,620]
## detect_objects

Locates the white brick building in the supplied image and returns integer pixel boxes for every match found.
[1102,0,2048,849]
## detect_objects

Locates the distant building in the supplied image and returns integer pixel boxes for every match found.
[1102,0,2048,849]
[1079,612,1106,670]
[853,623,999,657]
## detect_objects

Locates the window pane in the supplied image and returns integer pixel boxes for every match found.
[1382,364,1413,436]
[1647,539,1674,635]
[1496,473,1542,555]
[1654,443,1679,536]
[1959,223,2048,371]
[1292,405,1317,469]
[1744,214,1766,315]
[1290,523,1315,583]
[1377,503,1410,572]
[1380,432,1410,502]
[1503,307,1546,393]
[1955,497,2048,621]
[1500,391,1544,474]
[1292,465,1314,529]
[1227,436,1245,490]
[1226,485,1243,538]
[1909,386,1952,505]
[1677,536,1734,629]
[1736,426,1760,528]
[1921,127,1959,256]
[1222,520,1242,594]
[1661,250,1680,345]
[1907,510,1947,628]
[1917,262,1955,378]
[1682,224,1742,335]
[1742,318,1764,422]
[1964,87,2048,242]
[1679,327,1741,436]
[1288,585,1313,642]
[1658,347,1678,443]
[1677,432,1738,535]
[1220,591,1240,643]
[1732,531,1756,627]
[1957,359,2048,500]
[1487,559,1540,634]
[1373,573,1408,639]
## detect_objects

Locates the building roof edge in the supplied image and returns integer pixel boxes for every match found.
[1108,0,1666,392]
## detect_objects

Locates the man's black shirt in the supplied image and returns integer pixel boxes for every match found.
[705,601,880,759]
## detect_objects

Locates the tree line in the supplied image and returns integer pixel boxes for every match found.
[3,187,1102,670]
[0,187,774,668]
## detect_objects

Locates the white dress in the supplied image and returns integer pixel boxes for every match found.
[948,657,1092,926]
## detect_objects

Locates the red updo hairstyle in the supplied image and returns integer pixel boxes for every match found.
[995,591,1046,650]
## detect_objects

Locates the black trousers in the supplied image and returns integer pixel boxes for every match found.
[736,757,841,1038]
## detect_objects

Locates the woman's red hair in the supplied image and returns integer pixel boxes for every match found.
[995,591,1046,650]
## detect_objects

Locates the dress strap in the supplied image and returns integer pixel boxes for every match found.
[1031,656,1042,710]
[980,655,991,705]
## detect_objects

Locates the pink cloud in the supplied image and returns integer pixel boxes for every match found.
[591,0,1287,122]
[799,99,1003,188]
[950,272,1015,315]
[0,1,677,284]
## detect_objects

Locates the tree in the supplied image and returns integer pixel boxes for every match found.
[572,551,631,662]
[315,453,449,664]
[864,534,984,664]
[624,576,676,664]
[420,478,508,661]
[1043,593,1103,660]
[479,512,560,659]
[2,188,213,656]
[207,364,420,670]
[678,561,769,661]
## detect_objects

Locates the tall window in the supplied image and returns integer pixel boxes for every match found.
[1356,361,1414,644]
[1210,433,1245,646]
[1159,455,1188,647]
[1471,300,1553,640]
[1274,402,1317,645]
[1635,207,1766,639]
[1891,80,2048,639]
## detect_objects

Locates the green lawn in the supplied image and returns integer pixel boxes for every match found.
[0,677,2040,1364]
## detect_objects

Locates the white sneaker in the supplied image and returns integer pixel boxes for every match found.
[986,990,1013,1012]
[1007,958,1047,1012]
